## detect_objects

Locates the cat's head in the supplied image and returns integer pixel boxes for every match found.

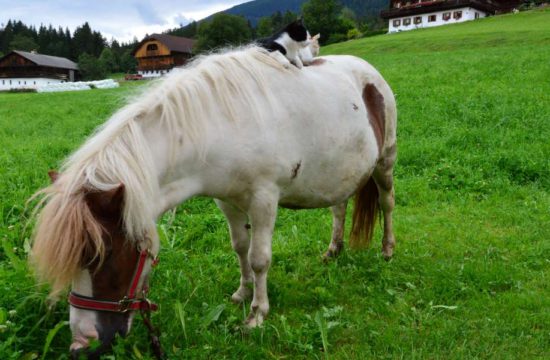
[310,33,321,57]
[285,18,309,44]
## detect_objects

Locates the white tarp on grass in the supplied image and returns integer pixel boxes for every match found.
[37,79,119,93]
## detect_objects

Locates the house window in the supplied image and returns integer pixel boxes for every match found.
[403,18,411,25]
[475,12,480,19]
[453,11,462,19]
[2,80,4,85]
[34,81,36,85]
[428,15,437,22]
[414,16,422,24]
[146,44,158,51]
[393,19,401,27]
[443,12,451,21]
[24,81,27,85]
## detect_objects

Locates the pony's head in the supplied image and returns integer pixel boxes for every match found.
[31,171,158,357]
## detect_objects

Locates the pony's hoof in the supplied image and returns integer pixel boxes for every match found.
[382,237,395,260]
[322,251,337,262]
[244,312,264,328]
[382,248,393,260]
[231,287,252,304]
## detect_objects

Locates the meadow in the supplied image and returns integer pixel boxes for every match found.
[0,9,549,359]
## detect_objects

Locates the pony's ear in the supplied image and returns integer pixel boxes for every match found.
[313,34,321,41]
[296,16,304,24]
[85,184,125,220]
[48,170,59,183]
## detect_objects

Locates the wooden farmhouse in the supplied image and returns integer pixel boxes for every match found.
[132,34,195,78]
[0,50,79,90]
[381,0,521,33]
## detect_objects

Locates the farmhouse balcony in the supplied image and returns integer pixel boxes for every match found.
[381,0,497,18]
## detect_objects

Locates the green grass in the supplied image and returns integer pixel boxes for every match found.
[1,9,549,359]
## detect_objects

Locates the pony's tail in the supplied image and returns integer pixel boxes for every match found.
[349,177,379,248]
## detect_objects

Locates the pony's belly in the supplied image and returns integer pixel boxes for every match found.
[278,162,374,209]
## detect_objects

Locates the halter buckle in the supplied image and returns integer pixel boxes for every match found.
[119,297,133,313]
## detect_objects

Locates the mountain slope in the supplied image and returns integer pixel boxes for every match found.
[218,0,389,25]
[224,0,306,24]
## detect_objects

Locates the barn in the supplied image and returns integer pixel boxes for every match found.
[381,0,521,33]
[0,50,79,90]
[132,34,195,78]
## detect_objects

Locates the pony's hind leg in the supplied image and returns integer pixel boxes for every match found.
[323,201,348,260]
[244,187,278,328]
[215,199,253,303]
[373,153,396,259]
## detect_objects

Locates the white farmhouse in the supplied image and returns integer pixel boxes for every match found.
[380,0,521,33]
[0,50,79,91]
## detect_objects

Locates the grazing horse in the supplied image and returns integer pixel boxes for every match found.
[30,46,397,357]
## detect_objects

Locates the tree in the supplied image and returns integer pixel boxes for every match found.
[195,13,252,52]
[119,49,137,73]
[256,17,274,38]
[302,0,353,45]
[72,22,94,59]
[9,34,38,51]
[99,47,118,73]
[282,10,298,26]
[78,53,106,80]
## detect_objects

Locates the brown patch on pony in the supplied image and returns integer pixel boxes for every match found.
[48,170,59,183]
[81,184,140,303]
[89,225,138,302]
[363,84,386,153]
[30,178,126,297]
[309,58,326,66]
[349,177,379,248]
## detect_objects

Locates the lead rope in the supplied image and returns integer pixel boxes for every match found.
[141,247,163,359]
[141,306,163,359]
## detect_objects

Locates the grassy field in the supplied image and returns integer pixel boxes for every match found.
[1,9,549,359]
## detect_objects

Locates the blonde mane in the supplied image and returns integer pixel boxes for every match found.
[31,46,288,295]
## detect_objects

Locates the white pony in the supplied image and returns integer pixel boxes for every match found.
[31,46,397,356]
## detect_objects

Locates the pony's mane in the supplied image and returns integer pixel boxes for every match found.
[31,46,288,295]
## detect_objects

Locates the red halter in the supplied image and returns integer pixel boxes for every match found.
[69,249,159,313]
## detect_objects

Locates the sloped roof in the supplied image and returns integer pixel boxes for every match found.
[133,34,195,55]
[9,50,78,70]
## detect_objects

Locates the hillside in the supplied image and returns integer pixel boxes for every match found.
[222,0,388,24]
[1,9,549,360]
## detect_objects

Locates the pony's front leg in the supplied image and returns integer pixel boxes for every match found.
[215,199,253,303]
[323,201,348,260]
[245,188,278,327]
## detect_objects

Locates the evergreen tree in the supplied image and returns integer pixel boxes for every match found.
[256,17,274,38]
[302,0,353,44]
[119,49,137,73]
[78,52,106,80]
[99,47,118,73]
[195,13,252,52]
[9,34,38,51]
[72,22,94,59]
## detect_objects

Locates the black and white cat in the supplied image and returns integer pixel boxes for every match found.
[257,18,311,68]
